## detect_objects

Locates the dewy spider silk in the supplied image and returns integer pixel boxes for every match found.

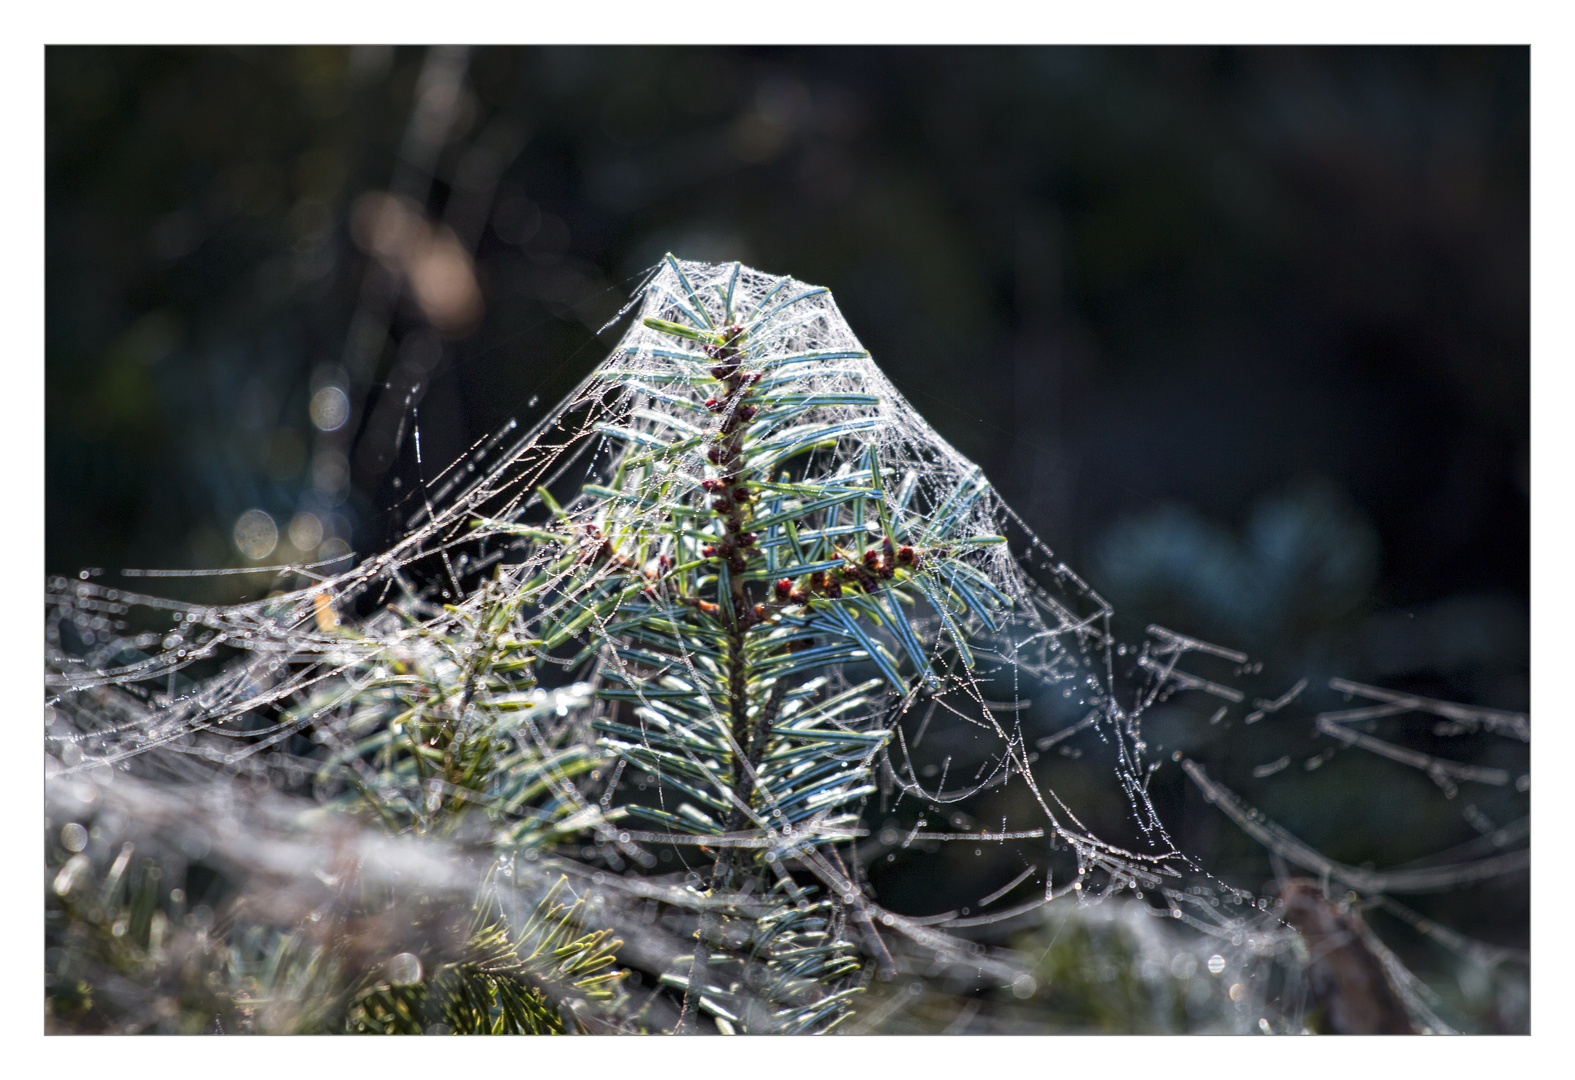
[45,256,1527,1035]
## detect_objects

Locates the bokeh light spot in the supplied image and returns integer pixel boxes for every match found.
[309,386,349,431]
[288,511,324,551]
[234,509,278,560]
[387,952,422,986]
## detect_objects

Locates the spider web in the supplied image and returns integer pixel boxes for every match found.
[44,256,1527,1032]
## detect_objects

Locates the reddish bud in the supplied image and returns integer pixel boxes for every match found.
[712,498,733,513]
[701,545,716,558]
[896,545,916,566]
[774,578,793,600]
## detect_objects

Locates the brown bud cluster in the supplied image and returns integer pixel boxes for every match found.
[798,570,843,599]
[812,539,924,596]
[681,324,776,619]
[717,405,756,435]
[775,548,919,606]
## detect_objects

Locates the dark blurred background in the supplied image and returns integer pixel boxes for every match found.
[45,46,1530,995]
